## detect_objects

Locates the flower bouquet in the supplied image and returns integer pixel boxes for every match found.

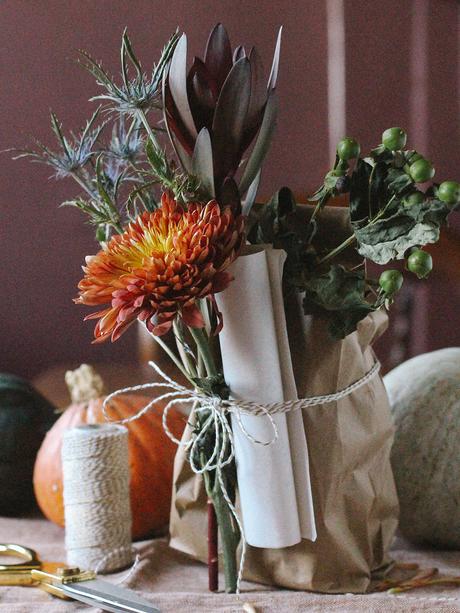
[14,23,460,594]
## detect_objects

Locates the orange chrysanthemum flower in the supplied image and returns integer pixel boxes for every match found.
[75,193,245,342]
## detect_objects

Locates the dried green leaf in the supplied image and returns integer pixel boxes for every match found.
[302,265,376,339]
[355,198,450,264]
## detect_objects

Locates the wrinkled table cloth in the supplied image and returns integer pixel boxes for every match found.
[1,516,460,613]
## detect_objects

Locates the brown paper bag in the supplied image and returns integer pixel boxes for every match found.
[169,307,399,593]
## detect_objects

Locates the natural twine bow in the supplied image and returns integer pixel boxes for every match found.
[102,358,381,594]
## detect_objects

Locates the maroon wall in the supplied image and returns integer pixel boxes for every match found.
[0,0,458,378]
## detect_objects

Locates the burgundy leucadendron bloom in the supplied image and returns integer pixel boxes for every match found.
[163,23,281,204]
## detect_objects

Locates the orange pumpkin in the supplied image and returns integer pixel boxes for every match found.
[33,365,185,540]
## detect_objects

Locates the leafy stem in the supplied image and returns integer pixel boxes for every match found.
[310,190,332,225]
[318,234,357,266]
[318,194,397,266]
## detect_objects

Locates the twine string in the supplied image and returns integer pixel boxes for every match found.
[103,358,381,593]
[62,425,133,574]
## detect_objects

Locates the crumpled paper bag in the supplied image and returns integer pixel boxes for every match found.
[169,302,398,593]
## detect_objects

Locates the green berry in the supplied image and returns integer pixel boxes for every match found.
[403,191,425,207]
[379,269,404,296]
[409,158,435,183]
[382,127,407,151]
[337,137,360,161]
[438,181,460,205]
[407,249,433,279]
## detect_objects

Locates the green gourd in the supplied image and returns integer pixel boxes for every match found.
[384,348,460,548]
[0,373,57,515]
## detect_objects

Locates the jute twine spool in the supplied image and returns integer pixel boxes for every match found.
[62,424,133,573]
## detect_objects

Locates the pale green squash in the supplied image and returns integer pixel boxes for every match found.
[384,348,460,548]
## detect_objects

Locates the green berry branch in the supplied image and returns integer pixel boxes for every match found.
[251,127,459,339]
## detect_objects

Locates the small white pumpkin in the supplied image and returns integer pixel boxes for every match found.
[384,348,460,548]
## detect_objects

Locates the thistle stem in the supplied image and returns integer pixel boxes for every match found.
[70,170,96,199]
[136,109,161,151]
[125,116,137,141]
[211,480,239,593]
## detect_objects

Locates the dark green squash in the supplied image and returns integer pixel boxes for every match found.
[0,373,57,515]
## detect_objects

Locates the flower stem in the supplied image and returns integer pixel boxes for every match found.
[136,109,161,150]
[173,320,198,379]
[318,234,357,266]
[148,329,195,385]
[207,498,219,592]
[211,481,239,593]
[202,460,239,594]
[317,193,398,267]
[189,327,217,377]
[192,325,239,593]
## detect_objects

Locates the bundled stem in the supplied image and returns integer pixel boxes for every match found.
[192,327,240,593]
[207,498,219,592]
[161,318,240,593]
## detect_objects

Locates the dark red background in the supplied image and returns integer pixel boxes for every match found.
[0,0,458,378]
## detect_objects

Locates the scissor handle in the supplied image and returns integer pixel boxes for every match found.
[0,544,41,585]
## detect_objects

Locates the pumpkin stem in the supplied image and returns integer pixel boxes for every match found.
[65,364,106,404]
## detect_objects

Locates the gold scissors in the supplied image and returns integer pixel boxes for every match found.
[0,543,159,612]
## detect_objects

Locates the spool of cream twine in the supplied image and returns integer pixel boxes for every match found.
[62,424,133,573]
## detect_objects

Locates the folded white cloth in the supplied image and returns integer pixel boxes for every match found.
[216,246,316,548]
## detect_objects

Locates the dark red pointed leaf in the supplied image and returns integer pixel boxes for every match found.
[204,23,233,92]
[212,57,251,186]
[242,169,261,215]
[267,26,283,90]
[192,128,215,198]
[233,45,246,63]
[169,34,198,139]
[241,47,267,151]
[162,71,194,166]
[219,177,241,215]
[239,89,278,194]
[187,57,215,131]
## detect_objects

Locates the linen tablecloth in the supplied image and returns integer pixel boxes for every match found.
[1,516,460,612]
